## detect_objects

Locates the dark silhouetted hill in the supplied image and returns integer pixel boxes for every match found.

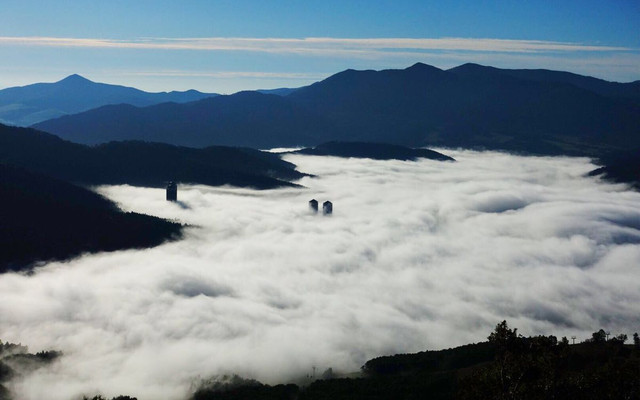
[290,62,640,155]
[0,124,304,189]
[33,64,639,160]
[589,148,640,189]
[294,141,455,161]
[0,74,216,126]
[33,91,328,148]
[0,164,183,272]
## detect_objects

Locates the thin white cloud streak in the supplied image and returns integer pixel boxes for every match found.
[1,151,639,399]
[123,70,329,80]
[0,36,633,56]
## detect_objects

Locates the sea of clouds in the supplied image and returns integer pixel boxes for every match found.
[1,150,639,399]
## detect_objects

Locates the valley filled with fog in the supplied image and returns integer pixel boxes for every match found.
[1,150,639,400]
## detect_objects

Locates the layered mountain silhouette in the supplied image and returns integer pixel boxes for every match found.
[294,141,455,161]
[35,91,328,148]
[0,74,217,126]
[33,63,640,159]
[0,123,304,189]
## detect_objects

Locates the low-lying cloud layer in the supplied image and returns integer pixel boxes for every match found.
[1,150,639,399]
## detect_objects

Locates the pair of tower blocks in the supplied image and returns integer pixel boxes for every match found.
[309,199,332,215]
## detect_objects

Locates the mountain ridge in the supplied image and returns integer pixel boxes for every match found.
[0,123,304,189]
[0,74,218,126]
[293,141,455,161]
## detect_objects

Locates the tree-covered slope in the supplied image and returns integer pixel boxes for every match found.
[0,164,184,272]
[0,124,304,189]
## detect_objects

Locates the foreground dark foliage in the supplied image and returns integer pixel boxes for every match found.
[458,321,640,400]
[191,322,640,400]
[193,375,299,400]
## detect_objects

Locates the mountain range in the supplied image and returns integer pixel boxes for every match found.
[0,74,217,126]
[32,63,640,158]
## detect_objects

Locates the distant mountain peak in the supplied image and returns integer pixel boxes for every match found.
[457,62,483,68]
[405,62,442,72]
[58,74,93,84]
[448,63,501,75]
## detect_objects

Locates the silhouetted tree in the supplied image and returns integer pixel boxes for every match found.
[613,334,628,344]
[591,329,606,343]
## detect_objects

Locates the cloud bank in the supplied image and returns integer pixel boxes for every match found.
[1,150,639,399]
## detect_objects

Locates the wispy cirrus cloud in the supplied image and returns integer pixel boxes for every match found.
[0,36,633,56]
[124,70,328,80]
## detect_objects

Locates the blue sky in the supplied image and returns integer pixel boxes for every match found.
[1,0,638,93]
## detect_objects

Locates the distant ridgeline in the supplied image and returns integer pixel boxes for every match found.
[0,73,217,127]
[0,123,306,271]
[293,141,455,161]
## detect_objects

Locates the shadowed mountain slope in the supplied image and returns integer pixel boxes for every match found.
[0,74,216,126]
[0,163,183,272]
[0,124,304,189]
[589,148,640,189]
[289,63,640,155]
[461,64,640,103]
[34,91,328,148]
